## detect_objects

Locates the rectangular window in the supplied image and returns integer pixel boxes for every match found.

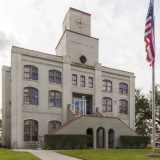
[88,77,93,88]
[81,76,85,87]
[72,75,77,85]
[24,88,38,105]
[49,91,61,107]
[102,80,112,92]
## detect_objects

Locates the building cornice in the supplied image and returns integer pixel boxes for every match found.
[2,66,11,72]
[55,29,99,50]
[102,66,135,78]
[62,7,91,25]
[11,46,63,63]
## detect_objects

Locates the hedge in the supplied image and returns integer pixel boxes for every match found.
[44,134,92,149]
[119,135,150,148]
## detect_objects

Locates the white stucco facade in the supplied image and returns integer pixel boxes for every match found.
[2,7,136,149]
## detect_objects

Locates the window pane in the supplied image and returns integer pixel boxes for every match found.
[124,84,128,89]
[119,89,122,93]
[103,105,107,111]
[103,81,106,86]
[24,120,30,141]
[56,72,61,78]
[56,78,61,83]
[124,89,127,94]
[119,101,122,106]
[107,87,111,91]
[107,106,112,112]
[119,107,123,113]
[107,99,111,105]
[103,98,106,104]
[56,100,60,107]
[102,86,106,91]
[119,84,122,88]
[89,78,92,83]
[81,82,84,86]
[108,82,111,87]
[81,76,84,81]
[124,107,127,113]
[89,83,92,87]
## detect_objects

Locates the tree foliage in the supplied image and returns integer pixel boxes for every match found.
[135,88,151,136]
[135,85,160,136]
[0,119,2,131]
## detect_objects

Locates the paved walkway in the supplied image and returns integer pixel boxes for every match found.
[13,149,81,160]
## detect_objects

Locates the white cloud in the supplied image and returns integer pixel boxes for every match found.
[0,0,160,108]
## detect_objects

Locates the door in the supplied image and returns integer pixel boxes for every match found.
[74,99,86,114]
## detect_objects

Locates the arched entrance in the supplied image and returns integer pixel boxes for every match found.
[108,129,114,148]
[86,128,93,148]
[97,127,105,148]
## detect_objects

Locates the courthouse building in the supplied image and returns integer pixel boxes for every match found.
[2,8,137,149]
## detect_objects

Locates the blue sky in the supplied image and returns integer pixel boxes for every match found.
[0,0,160,110]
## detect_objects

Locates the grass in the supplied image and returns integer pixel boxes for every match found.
[57,149,160,160]
[0,149,40,160]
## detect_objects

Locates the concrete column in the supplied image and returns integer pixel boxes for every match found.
[62,56,72,123]
[129,77,135,130]
[94,62,102,112]
[105,130,108,149]
[11,52,22,148]
[2,70,6,145]
[93,129,97,149]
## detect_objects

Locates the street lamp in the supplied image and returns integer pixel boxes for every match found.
[114,101,117,117]
[82,95,85,114]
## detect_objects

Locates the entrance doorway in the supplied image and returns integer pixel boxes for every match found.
[87,128,93,148]
[72,93,92,115]
[97,127,105,148]
[108,129,114,148]
[73,99,86,114]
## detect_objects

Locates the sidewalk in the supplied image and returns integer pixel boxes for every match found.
[13,149,81,160]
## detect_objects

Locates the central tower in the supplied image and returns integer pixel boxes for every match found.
[62,7,91,36]
[56,8,99,66]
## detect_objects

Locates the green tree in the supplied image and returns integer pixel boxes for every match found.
[0,119,2,132]
[149,84,160,136]
[135,85,160,136]
[135,88,152,136]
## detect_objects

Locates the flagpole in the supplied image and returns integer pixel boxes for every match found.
[152,0,156,154]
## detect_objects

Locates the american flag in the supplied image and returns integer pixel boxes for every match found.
[144,0,155,66]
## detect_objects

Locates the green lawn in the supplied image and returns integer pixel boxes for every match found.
[57,149,160,160]
[0,149,40,160]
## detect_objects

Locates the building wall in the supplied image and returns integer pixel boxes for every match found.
[2,66,11,147]
[2,45,136,148]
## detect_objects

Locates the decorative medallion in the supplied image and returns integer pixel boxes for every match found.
[79,55,87,63]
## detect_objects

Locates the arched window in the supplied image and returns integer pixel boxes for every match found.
[24,87,38,105]
[119,100,128,114]
[48,121,61,133]
[119,83,128,94]
[102,80,112,92]
[49,91,61,107]
[49,70,61,84]
[102,97,112,112]
[24,120,38,141]
[24,65,38,80]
